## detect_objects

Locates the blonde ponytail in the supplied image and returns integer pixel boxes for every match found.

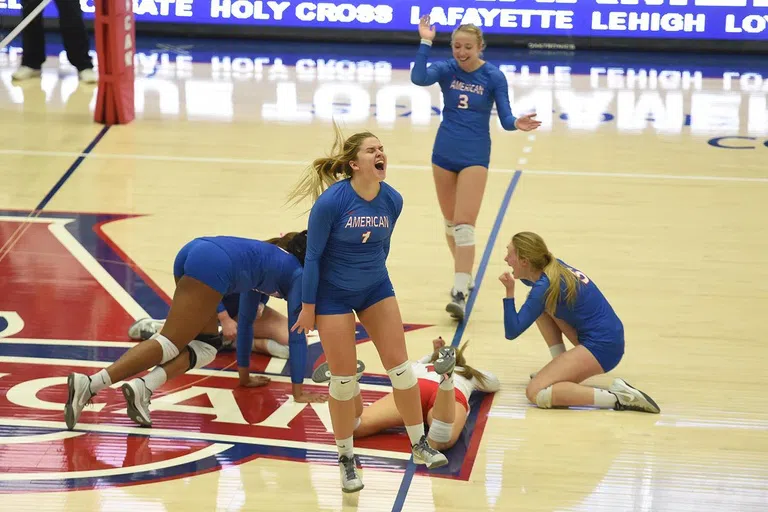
[286,122,379,208]
[511,232,580,316]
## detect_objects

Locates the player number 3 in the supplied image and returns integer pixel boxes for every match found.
[362,231,371,243]
[458,94,469,109]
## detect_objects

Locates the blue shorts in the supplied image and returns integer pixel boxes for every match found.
[173,239,233,295]
[315,277,395,316]
[581,337,625,373]
[432,131,491,173]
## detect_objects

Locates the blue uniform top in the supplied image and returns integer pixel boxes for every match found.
[198,236,307,384]
[410,42,518,142]
[303,179,403,304]
[503,260,624,344]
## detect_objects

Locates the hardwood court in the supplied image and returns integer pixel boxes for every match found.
[1,41,767,511]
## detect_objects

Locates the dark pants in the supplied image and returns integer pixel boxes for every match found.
[21,0,93,71]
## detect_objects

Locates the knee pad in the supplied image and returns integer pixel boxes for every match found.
[453,224,475,247]
[353,417,362,431]
[387,361,417,390]
[186,339,219,370]
[444,219,454,236]
[153,333,180,364]
[535,386,553,409]
[329,375,357,401]
[427,419,453,444]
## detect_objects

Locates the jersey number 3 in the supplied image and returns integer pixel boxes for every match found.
[458,94,469,109]
[362,231,371,243]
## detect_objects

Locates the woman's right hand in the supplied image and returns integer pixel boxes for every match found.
[291,304,316,334]
[418,15,436,41]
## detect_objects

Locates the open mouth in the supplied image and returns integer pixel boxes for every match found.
[375,161,385,171]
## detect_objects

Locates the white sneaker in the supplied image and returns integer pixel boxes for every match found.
[446,290,466,321]
[79,68,97,83]
[64,373,94,430]
[338,455,364,493]
[609,378,660,413]
[412,435,448,469]
[127,318,165,341]
[11,66,41,81]
[122,379,153,427]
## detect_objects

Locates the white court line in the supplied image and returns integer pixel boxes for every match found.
[0,216,149,320]
[1,338,138,348]
[0,355,392,392]
[1,149,765,183]
[0,441,231,481]
[0,430,84,445]
[0,417,412,461]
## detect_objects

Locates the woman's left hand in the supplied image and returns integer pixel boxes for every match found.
[515,113,542,132]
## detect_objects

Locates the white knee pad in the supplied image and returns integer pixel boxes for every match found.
[153,333,179,364]
[387,361,417,390]
[427,419,453,444]
[444,219,455,236]
[187,339,218,370]
[535,386,553,409]
[329,375,357,401]
[453,224,475,247]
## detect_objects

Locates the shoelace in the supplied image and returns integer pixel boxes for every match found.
[340,457,357,480]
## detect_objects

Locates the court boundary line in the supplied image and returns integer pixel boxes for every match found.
[390,171,522,512]
[1,149,765,183]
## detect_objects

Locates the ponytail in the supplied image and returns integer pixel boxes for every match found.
[286,122,378,209]
[542,252,579,315]
[265,230,308,265]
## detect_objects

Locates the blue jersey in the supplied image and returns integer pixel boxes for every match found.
[410,42,518,145]
[503,260,624,344]
[197,236,307,384]
[303,179,403,304]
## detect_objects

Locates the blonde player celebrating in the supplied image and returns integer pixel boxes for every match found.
[500,231,660,414]
[411,17,541,320]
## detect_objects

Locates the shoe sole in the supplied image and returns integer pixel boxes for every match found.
[445,303,465,321]
[341,482,365,493]
[121,384,152,427]
[312,360,365,384]
[64,374,77,431]
[615,379,661,414]
[433,348,456,375]
[414,455,449,470]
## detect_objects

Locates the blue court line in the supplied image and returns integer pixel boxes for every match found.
[34,126,110,211]
[390,170,523,512]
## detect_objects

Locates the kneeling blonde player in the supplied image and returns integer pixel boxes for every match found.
[313,337,499,450]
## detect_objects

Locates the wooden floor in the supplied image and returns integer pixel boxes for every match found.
[1,41,768,512]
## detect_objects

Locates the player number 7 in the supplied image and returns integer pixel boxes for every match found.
[362,231,371,243]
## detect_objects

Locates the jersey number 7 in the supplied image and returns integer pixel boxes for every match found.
[362,231,371,243]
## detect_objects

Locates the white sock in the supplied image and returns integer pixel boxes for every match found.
[453,272,472,296]
[265,339,289,359]
[89,369,112,393]
[549,343,566,358]
[354,382,361,396]
[405,423,425,446]
[142,367,167,392]
[336,436,354,458]
[439,373,454,391]
[594,388,618,409]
